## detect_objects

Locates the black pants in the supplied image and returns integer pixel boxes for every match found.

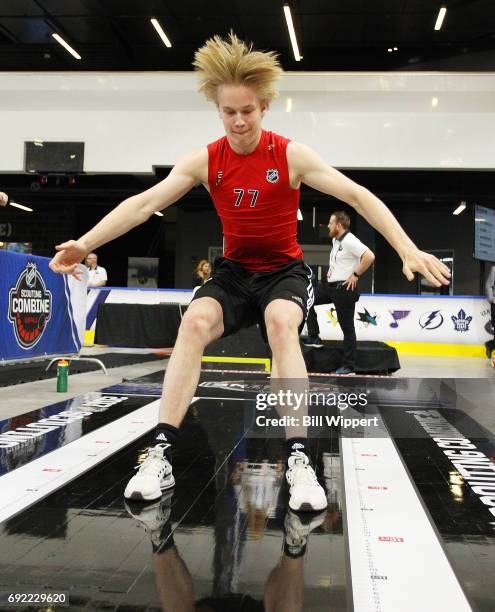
[306,281,359,368]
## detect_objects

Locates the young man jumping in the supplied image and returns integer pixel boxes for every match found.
[49,33,450,511]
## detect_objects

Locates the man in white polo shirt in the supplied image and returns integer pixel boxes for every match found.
[304,211,375,375]
[85,252,108,287]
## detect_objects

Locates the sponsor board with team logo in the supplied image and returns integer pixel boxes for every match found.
[313,294,491,344]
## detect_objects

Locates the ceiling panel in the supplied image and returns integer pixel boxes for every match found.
[0,1,44,17]
[0,0,493,71]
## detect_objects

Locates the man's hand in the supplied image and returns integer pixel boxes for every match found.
[343,273,358,291]
[0,192,8,207]
[49,240,87,280]
[402,248,451,287]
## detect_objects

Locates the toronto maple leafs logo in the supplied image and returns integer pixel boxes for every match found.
[266,169,279,183]
[451,309,472,332]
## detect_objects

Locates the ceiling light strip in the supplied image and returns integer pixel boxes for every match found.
[283,5,302,62]
[434,7,447,31]
[52,33,81,60]
[150,18,172,48]
[9,201,33,212]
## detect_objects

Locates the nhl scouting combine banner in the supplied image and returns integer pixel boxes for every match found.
[0,251,87,362]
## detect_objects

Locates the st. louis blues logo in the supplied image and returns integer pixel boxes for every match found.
[451,309,472,332]
[389,310,410,328]
[266,169,279,183]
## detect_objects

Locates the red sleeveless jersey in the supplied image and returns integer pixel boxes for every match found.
[207,130,303,272]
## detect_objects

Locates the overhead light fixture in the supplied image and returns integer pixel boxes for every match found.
[297,208,303,221]
[453,201,466,215]
[283,5,302,62]
[393,47,398,51]
[388,48,393,53]
[9,201,33,212]
[286,97,293,113]
[154,211,164,217]
[52,33,81,60]
[150,18,172,48]
[434,7,447,31]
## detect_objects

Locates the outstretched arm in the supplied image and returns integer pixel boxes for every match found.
[287,142,450,287]
[50,148,208,278]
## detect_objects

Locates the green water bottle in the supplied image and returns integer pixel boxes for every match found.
[56,359,69,392]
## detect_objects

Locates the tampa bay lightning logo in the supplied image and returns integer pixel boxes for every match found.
[419,310,444,330]
[266,169,279,183]
[451,309,472,332]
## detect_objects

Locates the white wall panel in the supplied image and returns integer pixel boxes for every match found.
[0,72,494,172]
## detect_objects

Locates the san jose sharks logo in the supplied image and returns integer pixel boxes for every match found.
[266,169,279,183]
[451,309,472,332]
[356,308,378,327]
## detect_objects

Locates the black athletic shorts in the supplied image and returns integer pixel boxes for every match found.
[191,257,314,339]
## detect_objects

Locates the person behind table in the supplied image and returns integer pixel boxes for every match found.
[85,252,107,287]
[192,259,212,287]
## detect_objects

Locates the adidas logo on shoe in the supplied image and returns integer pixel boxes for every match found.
[291,443,305,451]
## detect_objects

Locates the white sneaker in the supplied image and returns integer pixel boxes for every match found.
[124,444,175,501]
[286,451,327,512]
[125,489,174,550]
[284,508,326,557]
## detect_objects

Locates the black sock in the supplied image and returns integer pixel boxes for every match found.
[283,539,307,559]
[286,437,311,463]
[154,423,179,462]
[153,530,175,555]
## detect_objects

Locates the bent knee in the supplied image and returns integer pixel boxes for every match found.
[179,308,221,343]
[265,313,300,344]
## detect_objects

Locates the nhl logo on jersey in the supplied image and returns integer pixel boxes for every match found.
[266,169,279,183]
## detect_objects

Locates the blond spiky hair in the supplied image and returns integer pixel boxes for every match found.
[193,32,282,106]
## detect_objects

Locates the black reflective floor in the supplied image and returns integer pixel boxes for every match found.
[0,371,494,611]
[0,393,346,612]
